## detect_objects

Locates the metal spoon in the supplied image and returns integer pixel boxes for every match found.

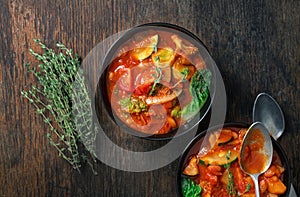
[239,122,273,197]
[253,93,297,197]
[253,92,285,140]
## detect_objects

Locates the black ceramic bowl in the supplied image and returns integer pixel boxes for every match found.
[177,122,291,196]
[97,22,217,140]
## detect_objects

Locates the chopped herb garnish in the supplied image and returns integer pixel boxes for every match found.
[153,44,158,53]
[119,96,147,113]
[223,150,232,169]
[225,150,231,161]
[197,159,206,166]
[245,183,251,193]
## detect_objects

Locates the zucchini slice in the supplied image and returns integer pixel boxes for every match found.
[200,149,239,166]
[131,35,159,61]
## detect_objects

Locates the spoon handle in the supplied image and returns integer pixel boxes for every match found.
[289,184,298,197]
[250,174,260,197]
[254,178,260,197]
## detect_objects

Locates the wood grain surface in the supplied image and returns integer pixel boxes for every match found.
[0,0,299,196]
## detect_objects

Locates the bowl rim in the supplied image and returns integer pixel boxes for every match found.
[96,22,217,140]
[176,122,291,197]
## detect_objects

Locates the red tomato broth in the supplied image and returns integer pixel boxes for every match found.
[241,128,269,174]
[182,127,287,197]
[106,30,208,135]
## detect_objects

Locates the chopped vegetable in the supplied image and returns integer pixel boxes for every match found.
[265,176,287,194]
[181,177,202,197]
[216,129,233,145]
[119,97,147,113]
[131,34,159,61]
[180,69,211,120]
[200,149,238,166]
[151,47,175,68]
[172,57,196,81]
[172,35,198,55]
[183,156,199,176]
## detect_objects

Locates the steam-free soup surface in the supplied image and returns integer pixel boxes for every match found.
[107,30,211,135]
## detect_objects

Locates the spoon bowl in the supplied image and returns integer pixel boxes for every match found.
[240,122,273,197]
[253,93,285,140]
[253,93,297,196]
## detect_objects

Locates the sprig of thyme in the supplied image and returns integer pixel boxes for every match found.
[224,150,237,196]
[21,39,98,174]
[149,67,162,95]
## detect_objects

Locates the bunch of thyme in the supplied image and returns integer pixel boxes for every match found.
[21,39,98,174]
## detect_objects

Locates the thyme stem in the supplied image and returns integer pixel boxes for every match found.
[22,39,98,174]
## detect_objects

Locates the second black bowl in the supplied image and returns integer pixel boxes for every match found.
[177,122,291,196]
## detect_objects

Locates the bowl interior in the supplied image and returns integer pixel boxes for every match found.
[96,22,217,140]
[176,122,291,196]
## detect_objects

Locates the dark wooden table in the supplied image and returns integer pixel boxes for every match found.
[1,0,299,196]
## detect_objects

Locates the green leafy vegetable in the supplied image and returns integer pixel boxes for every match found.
[180,69,211,120]
[21,39,98,174]
[181,177,202,197]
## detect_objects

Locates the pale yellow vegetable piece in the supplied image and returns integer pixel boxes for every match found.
[151,47,175,68]
[200,149,239,165]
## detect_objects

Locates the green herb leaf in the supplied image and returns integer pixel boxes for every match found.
[245,183,251,193]
[149,67,162,96]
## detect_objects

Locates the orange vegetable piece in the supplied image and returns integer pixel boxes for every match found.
[183,156,199,176]
[266,176,287,194]
[216,129,233,145]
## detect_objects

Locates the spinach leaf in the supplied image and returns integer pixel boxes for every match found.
[181,177,202,197]
[181,69,211,120]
